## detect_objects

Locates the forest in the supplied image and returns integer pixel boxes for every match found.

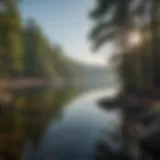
[0,0,80,80]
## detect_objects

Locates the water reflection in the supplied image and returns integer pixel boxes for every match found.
[0,87,80,160]
[0,87,123,160]
[22,88,122,160]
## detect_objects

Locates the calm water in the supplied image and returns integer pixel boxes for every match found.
[0,87,123,160]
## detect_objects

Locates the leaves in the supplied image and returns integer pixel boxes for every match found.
[89,0,160,91]
[93,30,117,50]
[89,0,132,51]
[90,0,117,19]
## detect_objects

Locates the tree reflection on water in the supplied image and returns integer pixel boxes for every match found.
[0,87,80,160]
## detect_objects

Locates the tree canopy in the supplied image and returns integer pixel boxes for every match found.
[0,1,82,80]
[89,0,160,92]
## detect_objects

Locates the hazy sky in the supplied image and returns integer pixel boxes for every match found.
[20,0,111,66]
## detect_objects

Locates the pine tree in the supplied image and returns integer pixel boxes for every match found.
[0,0,23,77]
[89,0,160,92]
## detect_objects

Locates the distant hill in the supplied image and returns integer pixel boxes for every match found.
[82,66,116,89]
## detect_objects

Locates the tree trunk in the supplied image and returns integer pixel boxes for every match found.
[151,0,160,89]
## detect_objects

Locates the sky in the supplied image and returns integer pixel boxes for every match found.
[19,0,112,66]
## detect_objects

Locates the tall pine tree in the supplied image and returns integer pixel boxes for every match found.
[89,0,160,93]
[0,0,22,77]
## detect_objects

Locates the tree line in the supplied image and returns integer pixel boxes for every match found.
[0,0,78,79]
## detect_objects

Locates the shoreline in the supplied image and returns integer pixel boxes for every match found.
[0,78,79,89]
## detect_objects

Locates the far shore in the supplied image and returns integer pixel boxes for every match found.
[0,78,80,89]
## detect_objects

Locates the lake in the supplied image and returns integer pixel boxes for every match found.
[0,86,123,160]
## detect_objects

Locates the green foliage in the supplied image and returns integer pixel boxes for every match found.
[89,0,160,91]
[23,20,80,79]
[0,0,23,77]
[23,19,49,77]
[89,0,131,50]
[0,1,81,79]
